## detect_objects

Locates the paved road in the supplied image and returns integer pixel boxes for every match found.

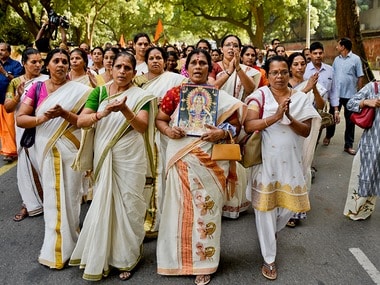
[0,121,379,285]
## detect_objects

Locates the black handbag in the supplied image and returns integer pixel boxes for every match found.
[20,81,42,148]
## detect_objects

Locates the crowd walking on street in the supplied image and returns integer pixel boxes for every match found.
[0,27,379,285]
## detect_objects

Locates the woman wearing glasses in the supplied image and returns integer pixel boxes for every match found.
[244,56,320,280]
[213,34,261,102]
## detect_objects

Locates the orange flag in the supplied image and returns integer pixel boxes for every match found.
[119,34,126,48]
[154,19,164,42]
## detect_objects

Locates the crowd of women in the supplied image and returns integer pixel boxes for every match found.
[4,33,379,285]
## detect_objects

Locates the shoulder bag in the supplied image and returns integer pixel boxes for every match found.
[317,108,334,129]
[239,90,265,168]
[350,81,378,129]
[20,81,43,148]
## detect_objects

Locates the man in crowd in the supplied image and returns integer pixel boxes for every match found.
[304,41,338,127]
[271,38,280,49]
[0,42,23,162]
[324,38,364,155]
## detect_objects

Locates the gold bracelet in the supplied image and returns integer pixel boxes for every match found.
[264,118,269,127]
[127,113,136,122]
[236,68,242,73]
[12,97,20,104]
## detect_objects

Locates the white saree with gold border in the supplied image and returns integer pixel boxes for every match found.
[69,86,156,281]
[135,71,186,236]
[157,90,246,275]
[35,81,91,269]
[15,75,48,215]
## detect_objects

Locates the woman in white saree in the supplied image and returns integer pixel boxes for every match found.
[134,46,186,237]
[286,52,325,227]
[213,34,260,102]
[5,48,48,221]
[156,50,246,285]
[68,48,97,87]
[16,48,92,269]
[69,52,156,281]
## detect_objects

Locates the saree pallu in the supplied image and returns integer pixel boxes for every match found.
[157,91,246,275]
[135,71,186,236]
[69,87,156,281]
[15,75,48,215]
[34,81,91,269]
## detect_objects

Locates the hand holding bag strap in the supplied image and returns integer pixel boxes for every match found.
[350,81,378,129]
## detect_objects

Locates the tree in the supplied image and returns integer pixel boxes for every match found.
[335,0,374,82]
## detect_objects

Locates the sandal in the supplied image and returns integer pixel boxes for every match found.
[195,274,211,285]
[13,207,29,222]
[262,262,277,280]
[119,271,132,281]
[286,218,297,228]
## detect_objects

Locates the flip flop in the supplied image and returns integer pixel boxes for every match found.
[195,274,211,285]
[13,207,29,222]
[286,219,297,228]
[262,262,277,280]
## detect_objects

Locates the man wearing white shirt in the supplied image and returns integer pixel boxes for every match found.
[304,41,340,146]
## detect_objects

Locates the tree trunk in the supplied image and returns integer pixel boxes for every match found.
[335,0,374,83]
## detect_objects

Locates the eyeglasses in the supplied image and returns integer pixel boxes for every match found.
[224,43,239,48]
[268,70,289,77]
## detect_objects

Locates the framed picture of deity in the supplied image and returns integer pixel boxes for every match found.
[177,84,219,136]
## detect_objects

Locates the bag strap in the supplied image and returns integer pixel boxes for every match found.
[246,89,265,119]
[33,81,43,115]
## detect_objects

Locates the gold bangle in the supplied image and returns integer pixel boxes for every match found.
[236,68,242,73]
[264,118,269,127]
[127,113,136,122]
[12,97,20,104]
